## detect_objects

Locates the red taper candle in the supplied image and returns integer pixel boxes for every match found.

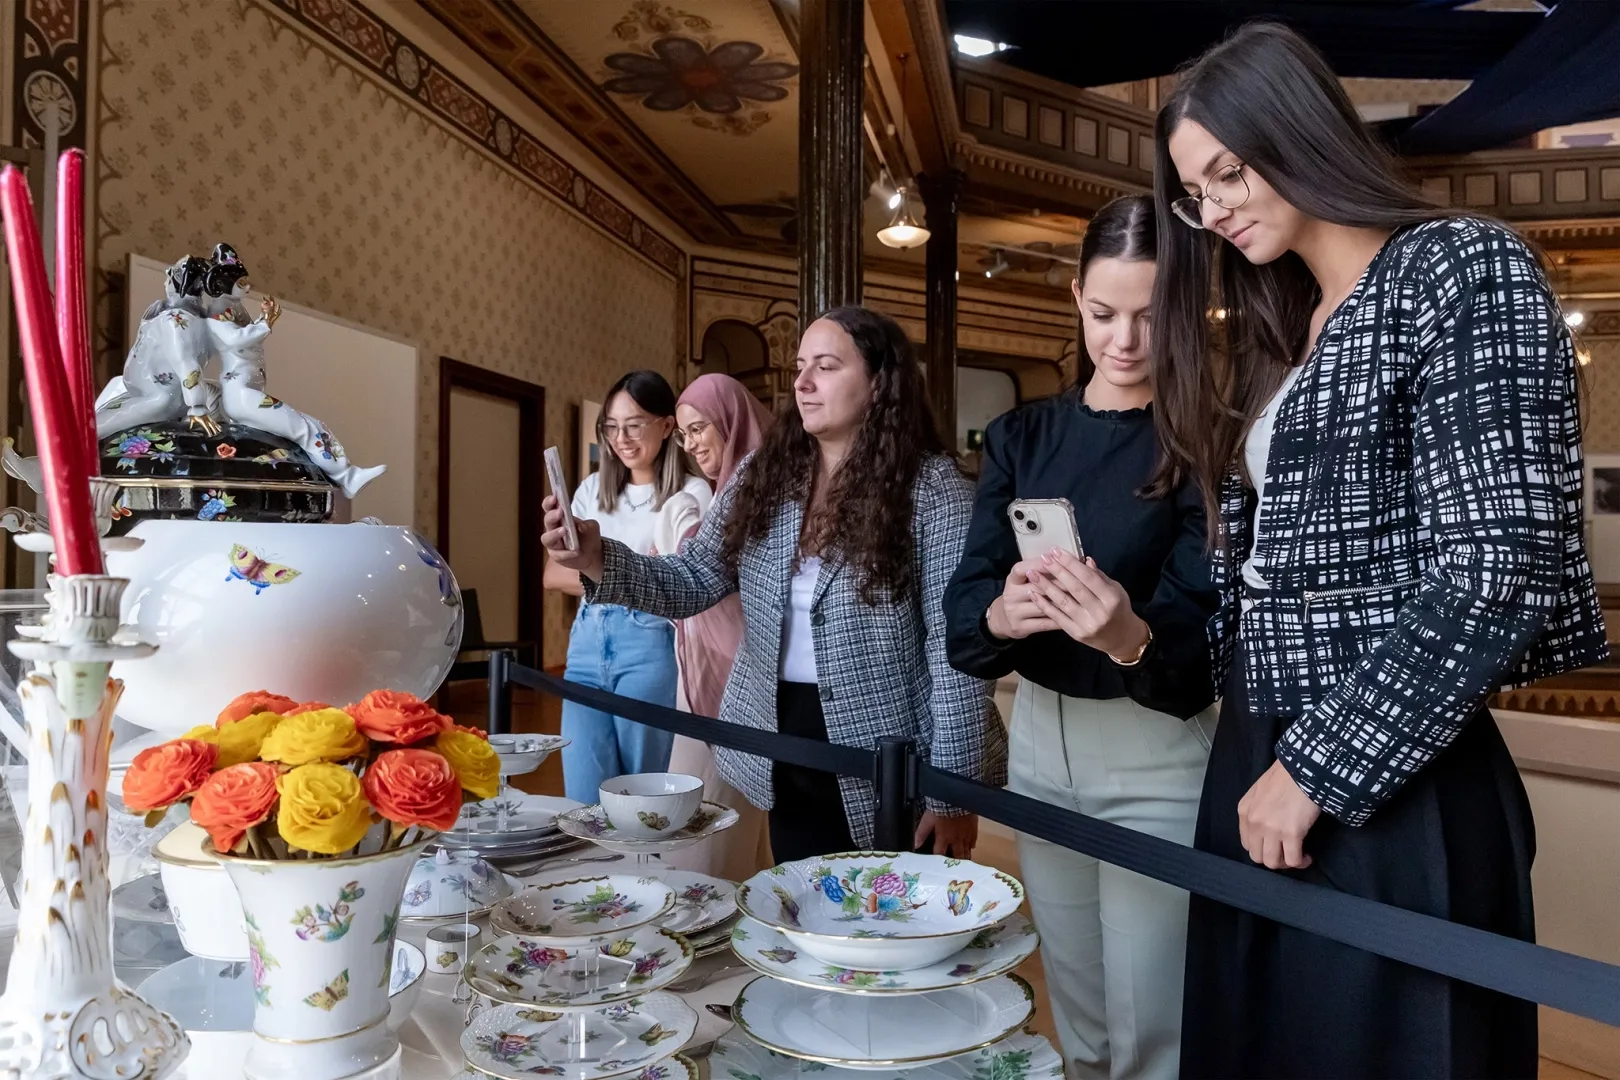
[55,149,97,476]
[0,166,102,575]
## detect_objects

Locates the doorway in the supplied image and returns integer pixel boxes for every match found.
[437,359,544,656]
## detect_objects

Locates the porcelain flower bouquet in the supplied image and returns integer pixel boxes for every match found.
[121,689,501,1078]
[121,688,498,858]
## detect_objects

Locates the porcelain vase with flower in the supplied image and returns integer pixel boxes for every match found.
[218,835,432,1080]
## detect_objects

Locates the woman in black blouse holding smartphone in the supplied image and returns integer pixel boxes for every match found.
[1153,25,1606,1079]
[945,194,1218,1080]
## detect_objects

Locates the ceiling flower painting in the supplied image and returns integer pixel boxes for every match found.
[600,2,797,136]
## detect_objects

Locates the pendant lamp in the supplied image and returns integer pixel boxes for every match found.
[876,54,930,250]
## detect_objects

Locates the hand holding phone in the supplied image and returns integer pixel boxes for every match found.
[544,446,578,552]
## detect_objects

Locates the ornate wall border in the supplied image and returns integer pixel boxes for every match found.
[11,0,89,151]
[260,0,682,276]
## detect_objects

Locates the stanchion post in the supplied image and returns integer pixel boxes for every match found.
[488,648,513,736]
[873,736,918,851]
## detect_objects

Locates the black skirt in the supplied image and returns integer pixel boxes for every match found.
[1181,650,1539,1080]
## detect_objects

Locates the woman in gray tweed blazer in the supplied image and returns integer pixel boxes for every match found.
[542,306,1006,862]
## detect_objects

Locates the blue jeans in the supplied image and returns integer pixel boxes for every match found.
[560,604,678,802]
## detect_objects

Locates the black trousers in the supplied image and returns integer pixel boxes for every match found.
[1181,651,1538,1079]
[769,681,856,863]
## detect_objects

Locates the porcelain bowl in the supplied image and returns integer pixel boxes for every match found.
[136,942,425,1074]
[598,772,703,839]
[400,848,513,919]
[737,852,1025,972]
[104,519,461,735]
[152,821,247,961]
[489,874,677,941]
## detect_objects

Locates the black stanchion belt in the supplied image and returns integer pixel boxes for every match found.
[506,661,1620,1027]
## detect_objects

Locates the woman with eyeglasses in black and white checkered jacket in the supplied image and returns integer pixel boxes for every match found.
[1152,23,1607,1080]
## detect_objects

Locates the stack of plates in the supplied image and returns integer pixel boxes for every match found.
[438,792,588,861]
[722,852,1042,1072]
[460,996,698,1080]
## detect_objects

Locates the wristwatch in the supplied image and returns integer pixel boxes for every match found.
[1108,625,1153,667]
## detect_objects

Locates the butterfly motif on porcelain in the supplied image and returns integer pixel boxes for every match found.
[228,543,301,593]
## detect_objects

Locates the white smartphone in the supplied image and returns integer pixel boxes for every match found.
[544,446,579,552]
[1008,498,1084,563]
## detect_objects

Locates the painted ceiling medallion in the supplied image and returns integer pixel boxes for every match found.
[600,1,796,137]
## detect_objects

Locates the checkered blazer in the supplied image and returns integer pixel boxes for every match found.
[1217,216,1608,825]
[586,454,1007,846]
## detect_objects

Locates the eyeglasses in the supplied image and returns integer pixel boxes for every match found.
[1171,163,1251,229]
[674,421,710,447]
[600,421,652,442]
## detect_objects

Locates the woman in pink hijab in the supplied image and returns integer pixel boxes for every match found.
[657,373,774,878]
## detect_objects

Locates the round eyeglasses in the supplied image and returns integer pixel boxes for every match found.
[673,421,710,447]
[1171,163,1251,229]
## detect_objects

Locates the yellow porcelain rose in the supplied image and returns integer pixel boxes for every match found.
[434,729,500,800]
[203,710,282,768]
[276,762,373,854]
[259,708,366,766]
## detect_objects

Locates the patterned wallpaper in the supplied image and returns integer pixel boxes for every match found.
[92,0,682,665]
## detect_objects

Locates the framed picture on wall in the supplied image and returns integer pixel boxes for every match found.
[578,399,602,487]
[1588,454,1620,517]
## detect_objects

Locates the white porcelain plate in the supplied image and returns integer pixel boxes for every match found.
[733,973,1034,1070]
[729,912,1038,995]
[400,851,522,921]
[557,802,740,855]
[460,994,696,1080]
[490,875,677,940]
[737,852,1024,972]
[653,870,737,936]
[450,792,583,841]
[464,926,694,1009]
[710,1030,1062,1080]
[451,1056,694,1080]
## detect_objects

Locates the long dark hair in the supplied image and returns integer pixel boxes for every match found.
[596,370,689,513]
[1072,193,1157,397]
[721,306,947,605]
[1148,22,1454,535]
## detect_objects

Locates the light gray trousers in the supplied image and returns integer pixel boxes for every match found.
[1007,680,1215,1080]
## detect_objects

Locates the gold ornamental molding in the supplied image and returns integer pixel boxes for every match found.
[956,138,1145,204]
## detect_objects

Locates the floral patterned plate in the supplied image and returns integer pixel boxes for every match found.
[463,925,695,1009]
[490,875,677,941]
[450,1056,695,1080]
[448,792,584,842]
[460,994,697,1080]
[556,802,740,855]
[737,852,1024,972]
[732,973,1036,1071]
[651,870,738,936]
[729,913,1038,995]
[709,1030,1062,1080]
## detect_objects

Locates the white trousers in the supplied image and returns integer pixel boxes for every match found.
[1007,680,1215,1080]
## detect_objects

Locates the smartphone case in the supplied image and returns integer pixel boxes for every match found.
[544,446,579,551]
[1008,498,1083,563]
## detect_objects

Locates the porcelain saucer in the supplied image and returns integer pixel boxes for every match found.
[729,913,1038,995]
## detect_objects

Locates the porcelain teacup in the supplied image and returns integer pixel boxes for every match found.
[598,772,703,839]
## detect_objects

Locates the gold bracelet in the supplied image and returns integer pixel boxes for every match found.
[1109,625,1153,667]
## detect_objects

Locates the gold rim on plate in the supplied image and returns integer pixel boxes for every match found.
[730,972,1036,1067]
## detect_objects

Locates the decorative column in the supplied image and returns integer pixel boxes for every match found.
[918,169,963,449]
[797,0,865,323]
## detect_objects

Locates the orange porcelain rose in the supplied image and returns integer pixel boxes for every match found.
[121,738,219,813]
[217,690,298,728]
[347,690,450,745]
[190,762,280,852]
[363,748,462,832]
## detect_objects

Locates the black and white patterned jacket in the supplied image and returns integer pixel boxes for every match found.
[587,454,1007,845]
[1217,216,1608,825]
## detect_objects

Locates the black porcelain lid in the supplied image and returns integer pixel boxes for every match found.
[100,421,335,533]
